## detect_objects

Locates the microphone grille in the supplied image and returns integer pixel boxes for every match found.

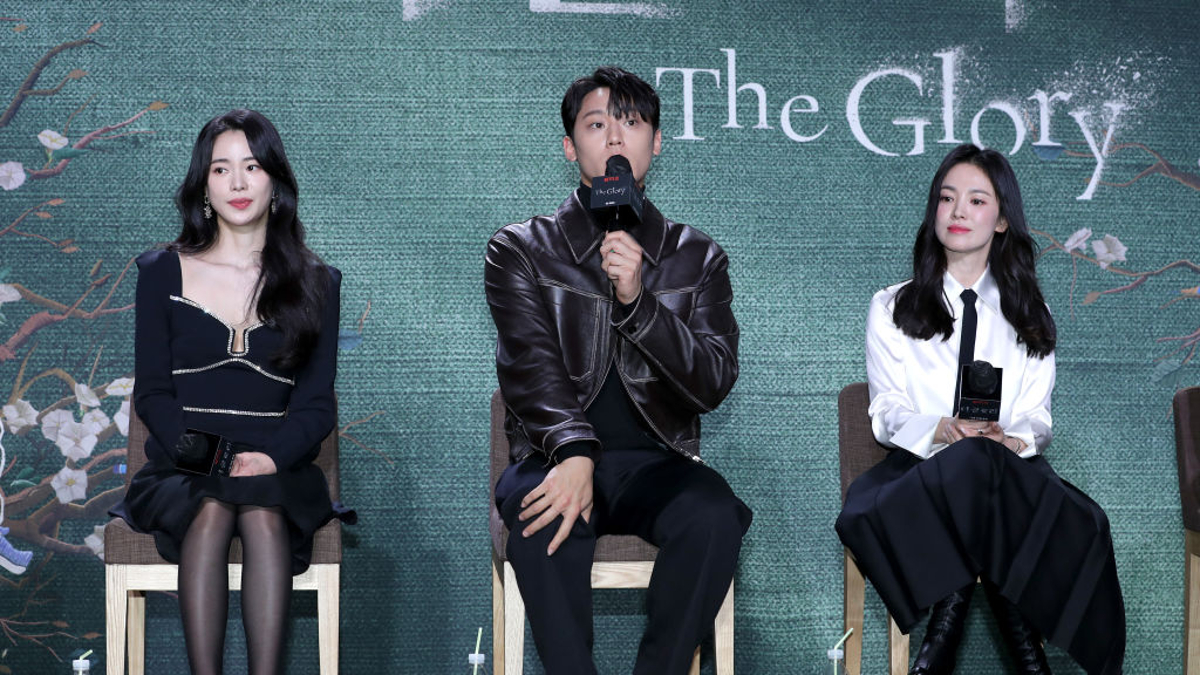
[606,154,633,176]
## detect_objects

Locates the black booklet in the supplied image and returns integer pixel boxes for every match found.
[175,429,238,477]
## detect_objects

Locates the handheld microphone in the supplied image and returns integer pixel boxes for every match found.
[957,360,1003,422]
[590,155,644,232]
[174,429,239,477]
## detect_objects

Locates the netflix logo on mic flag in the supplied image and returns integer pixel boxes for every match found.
[590,155,645,230]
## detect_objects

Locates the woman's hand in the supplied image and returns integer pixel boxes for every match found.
[936,418,1028,454]
[230,451,277,477]
[936,417,1004,445]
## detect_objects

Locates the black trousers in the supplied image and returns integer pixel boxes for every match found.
[496,446,752,675]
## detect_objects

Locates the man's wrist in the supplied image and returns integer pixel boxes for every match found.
[553,441,599,465]
[615,286,641,306]
[612,288,641,321]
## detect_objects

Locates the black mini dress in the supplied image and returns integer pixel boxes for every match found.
[111,249,354,574]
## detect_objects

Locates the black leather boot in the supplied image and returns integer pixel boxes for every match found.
[983,582,1052,674]
[909,584,975,675]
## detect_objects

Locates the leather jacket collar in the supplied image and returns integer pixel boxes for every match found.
[557,189,666,267]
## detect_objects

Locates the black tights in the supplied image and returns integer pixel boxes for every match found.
[179,498,292,675]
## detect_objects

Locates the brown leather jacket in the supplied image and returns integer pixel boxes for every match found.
[485,190,739,463]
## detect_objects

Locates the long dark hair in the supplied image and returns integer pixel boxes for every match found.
[892,144,1056,358]
[172,109,328,370]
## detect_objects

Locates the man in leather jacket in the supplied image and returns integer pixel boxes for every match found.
[485,66,752,675]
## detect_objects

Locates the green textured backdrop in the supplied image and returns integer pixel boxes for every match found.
[0,1,1196,673]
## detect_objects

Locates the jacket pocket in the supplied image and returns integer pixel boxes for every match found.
[539,282,602,382]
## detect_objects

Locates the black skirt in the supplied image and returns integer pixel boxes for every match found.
[111,453,355,576]
[836,437,1124,675]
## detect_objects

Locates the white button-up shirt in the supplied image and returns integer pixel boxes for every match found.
[865,267,1054,459]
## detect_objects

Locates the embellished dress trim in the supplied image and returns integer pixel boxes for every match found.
[182,406,287,418]
[172,358,295,386]
[170,295,265,356]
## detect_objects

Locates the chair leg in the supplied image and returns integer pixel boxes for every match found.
[106,565,128,675]
[503,561,525,675]
[888,612,909,675]
[843,550,865,675]
[316,564,340,675]
[714,581,735,675]
[1187,530,1200,674]
[493,557,506,675]
[128,589,146,675]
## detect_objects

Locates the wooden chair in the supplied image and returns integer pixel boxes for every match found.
[489,389,734,675]
[838,382,909,675]
[104,410,343,675]
[1174,387,1200,674]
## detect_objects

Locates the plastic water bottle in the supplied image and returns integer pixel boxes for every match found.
[827,647,845,674]
[467,626,485,674]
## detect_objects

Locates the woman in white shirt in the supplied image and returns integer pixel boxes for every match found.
[836,145,1124,675]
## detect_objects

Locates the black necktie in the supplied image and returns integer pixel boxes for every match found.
[952,288,978,416]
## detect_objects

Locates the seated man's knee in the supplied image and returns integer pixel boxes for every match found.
[663,491,748,549]
[505,512,595,568]
[499,486,537,531]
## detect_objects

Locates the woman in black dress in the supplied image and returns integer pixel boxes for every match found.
[836,145,1124,674]
[111,109,351,675]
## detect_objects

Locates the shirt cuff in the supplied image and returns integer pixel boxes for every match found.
[1003,419,1039,458]
[889,413,942,459]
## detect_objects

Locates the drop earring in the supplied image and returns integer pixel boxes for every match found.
[203,194,212,220]
[270,193,278,215]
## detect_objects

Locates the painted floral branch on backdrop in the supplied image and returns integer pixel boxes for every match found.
[0,22,165,194]
[0,22,100,129]
[1069,142,1200,193]
[1033,140,1199,386]
[0,198,77,255]
[1022,100,1200,388]
[1034,227,1199,361]
[0,20,141,663]
[0,256,136,661]
[1,257,136,363]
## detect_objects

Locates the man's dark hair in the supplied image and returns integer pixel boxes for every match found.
[561,66,660,138]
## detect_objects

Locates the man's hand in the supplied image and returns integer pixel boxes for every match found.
[519,455,595,555]
[230,451,278,477]
[600,231,644,305]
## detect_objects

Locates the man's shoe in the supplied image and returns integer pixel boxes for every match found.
[984,583,1052,674]
[909,584,974,675]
